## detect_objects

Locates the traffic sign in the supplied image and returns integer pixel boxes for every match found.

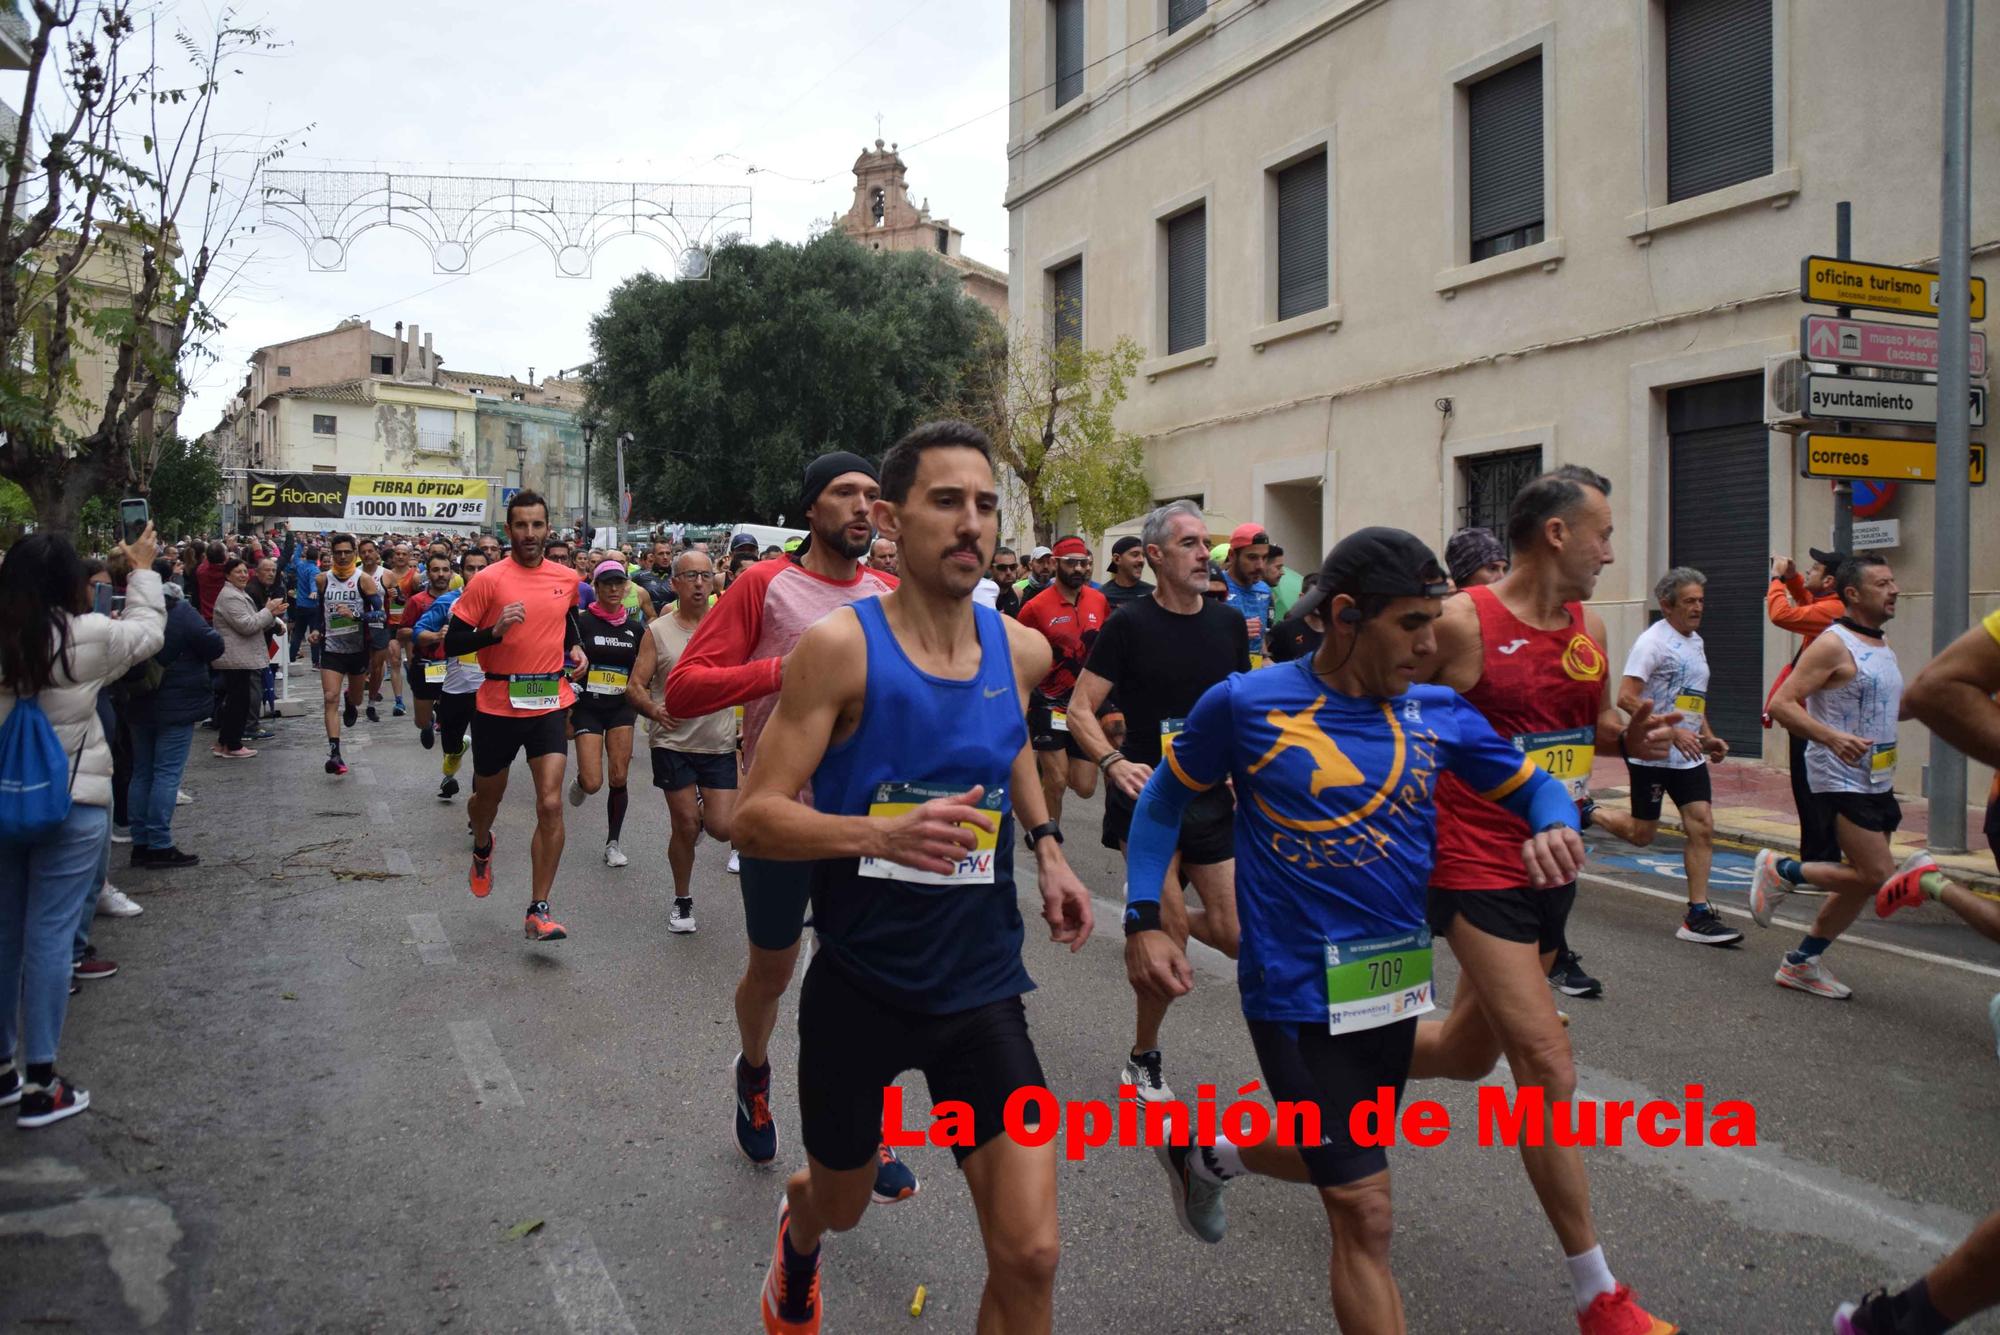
[1851,518,1901,551]
[1800,256,1986,321]
[1799,434,1986,485]
[1801,314,1987,376]
[1802,375,1986,428]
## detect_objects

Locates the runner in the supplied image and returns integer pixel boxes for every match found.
[442,491,586,942]
[1218,523,1275,667]
[867,537,898,576]
[1408,464,1678,1335]
[661,451,912,1198]
[306,533,382,777]
[357,539,400,721]
[732,419,1091,1335]
[1616,568,1741,946]
[397,552,456,750]
[1264,543,1301,620]
[565,560,644,869]
[1123,527,1587,1332]
[1017,537,1109,826]
[1016,545,1054,604]
[413,548,488,800]
[632,539,676,614]
[988,546,1022,618]
[1444,526,1509,590]
[1751,553,1930,998]
[1766,548,1847,869]
[628,547,736,934]
[1066,500,1246,1103]
[1099,535,1152,615]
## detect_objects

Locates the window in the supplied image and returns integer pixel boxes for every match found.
[506,421,524,450]
[936,228,950,254]
[1049,259,1083,350]
[1167,0,1206,34]
[1665,0,1772,202]
[1467,56,1544,261]
[1164,206,1207,354]
[277,365,291,377]
[1458,446,1542,553]
[312,464,337,473]
[1274,151,1329,320]
[1052,0,1084,108]
[370,354,395,375]
[312,414,336,436]
[416,406,457,453]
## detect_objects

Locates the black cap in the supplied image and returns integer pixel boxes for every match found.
[1108,535,1142,570]
[1289,527,1451,623]
[1807,547,1847,568]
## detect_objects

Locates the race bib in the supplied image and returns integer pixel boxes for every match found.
[1515,726,1595,783]
[859,782,1004,887]
[1248,652,1266,670]
[327,612,358,635]
[1673,691,1707,727]
[1325,929,1435,1033]
[1049,708,1069,733]
[423,660,447,683]
[586,666,629,696]
[457,653,479,666]
[1871,741,1898,774]
[506,673,562,712]
[1159,716,1186,742]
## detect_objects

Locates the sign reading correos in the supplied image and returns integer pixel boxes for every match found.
[1797,434,1987,485]
[246,472,490,526]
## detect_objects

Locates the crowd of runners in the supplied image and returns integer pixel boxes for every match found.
[32,423,1997,1334]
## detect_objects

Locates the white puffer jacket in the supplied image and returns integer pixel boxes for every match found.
[0,569,166,809]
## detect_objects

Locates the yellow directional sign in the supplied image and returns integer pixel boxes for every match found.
[1799,434,1986,485]
[1801,256,1986,321]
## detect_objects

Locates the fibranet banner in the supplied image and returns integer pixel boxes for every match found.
[246,472,490,527]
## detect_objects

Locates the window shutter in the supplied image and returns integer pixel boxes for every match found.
[1051,260,1084,348]
[1467,55,1543,255]
[1666,0,1773,202]
[1168,0,1207,34]
[1166,207,1206,354]
[1275,151,1329,320]
[1054,0,1085,107]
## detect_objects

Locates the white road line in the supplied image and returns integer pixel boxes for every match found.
[386,848,416,876]
[352,765,377,787]
[536,1227,639,1335]
[1579,870,2000,980]
[407,912,455,965]
[447,1020,523,1107]
[369,801,392,824]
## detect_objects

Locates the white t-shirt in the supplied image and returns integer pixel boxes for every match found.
[1621,618,1710,771]
[972,577,1000,609]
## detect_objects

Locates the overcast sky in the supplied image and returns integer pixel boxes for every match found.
[64,0,1013,435]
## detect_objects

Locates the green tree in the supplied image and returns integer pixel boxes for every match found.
[584,231,1002,522]
[142,431,221,535]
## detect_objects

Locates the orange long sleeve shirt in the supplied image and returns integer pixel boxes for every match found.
[1766,574,1842,646]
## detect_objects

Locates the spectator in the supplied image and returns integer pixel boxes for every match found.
[125,573,221,868]
[1766,547,1847,867]
[0,526,164,1127]
[194,540,228,623]
[211,559,283,759]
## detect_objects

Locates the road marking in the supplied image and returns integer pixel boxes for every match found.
[407,912,455,965]
[0,1195,182,1325]
[386,848,415,876]
[0,1156,86,1185]
[352,765,377,787]
[448,1020,523,1107]
[370,801,392,824]
[536,1226,639,1335]
[1579,870,2000,980]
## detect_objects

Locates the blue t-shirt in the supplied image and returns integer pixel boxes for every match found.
[290,557,322,609]
[1160,662,1548,1023]
[1222,573,1273,659]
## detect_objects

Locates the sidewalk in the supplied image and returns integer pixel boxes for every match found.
[1587,754,1999,893]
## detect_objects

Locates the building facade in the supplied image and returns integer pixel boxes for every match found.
[1006,0,1998,796]
[836,138,1011,318]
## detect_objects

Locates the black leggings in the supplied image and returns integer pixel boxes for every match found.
[218,668,257,750]
[438,691,477,755]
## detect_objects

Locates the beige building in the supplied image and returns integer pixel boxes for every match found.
[836,138,1010,318]
[1006,0,1998,794]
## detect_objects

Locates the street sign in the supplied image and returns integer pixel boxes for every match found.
[1799,434,1987,485]
[1851,518,1901,551]
[1800,256,1987,320]
[1801,314,1987,376]
[1802,374,1987,427]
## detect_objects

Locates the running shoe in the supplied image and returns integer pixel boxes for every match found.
[1776,955,1852,1000]
[604,841,628,868]
[325,754,348,776]
[1833,1290,1895,1334]
[110,823,131,844]
[0,1064,17,1107]
[759,1197,821,1335]
[343,700,358,727]
[1548,950,1603,998]
[568,778,588,808]
[871,1143,918,1204]
[95,885,143,918]
[669,897,697,934]
[365,704,379,723]
[175,789,192,805]
[393,699,406,717]
[443,746,464,777]
[470,837,494,898]
[1675,905,1742,946]
[1875,859,1941,919]
[1576,1284,1675,1334]
[1748,849,1790,927]
[1159,1143,1227,1244]
[252,728,275,741]
[438,775,459,802]
[17,1075,89,1129]
[420,725,435,751]
[1120,1048,1177,1103]
[524,901,567,942]
[72,950,117,981]
[728,850,741,875]
[734,1054,779,1165]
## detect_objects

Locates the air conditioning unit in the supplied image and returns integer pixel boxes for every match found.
[1763,353,1809,430]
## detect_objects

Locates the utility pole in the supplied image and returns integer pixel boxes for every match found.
[580,418,597,542]
[616,432,632,540]
[1831,200,1854,554]
[1930,0,1974,851]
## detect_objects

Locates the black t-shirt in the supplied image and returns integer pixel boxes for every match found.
[1267,617,1323,664]
[1101,578,1154,616]
[1082,595,1250,766]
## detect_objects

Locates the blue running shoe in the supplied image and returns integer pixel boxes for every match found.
[734,1053,778,1166]
[870,1142,919,1204]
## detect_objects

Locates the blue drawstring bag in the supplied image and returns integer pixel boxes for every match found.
[0,696,76,841]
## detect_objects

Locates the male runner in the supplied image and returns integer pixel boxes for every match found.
[566,561,644,869]
[1767,548,1848,871]
[414,548,488,799]
[1750,554,1930,998]
[442,492,586,942]
[733,419,1091,1335]
[988,547,1022,618]
[1263,543,1301,619]
[632,539,676,612]
[1123,528,1587,1334]
[1409,464,1678,1335]
[629,547,736,934]
[1017,537,1108,825]
[357,539,401,720]
[1066,500,1245,1102]
[867,537,898,576]
[397,552,456,749]
[306,533,382,776]
[1219,523,1274,666]
[1445,527,1509,590]
[1617,567,1740,945]
[1016,545,1054,603]
[1100,536,1152,615]
[661,451,912,1199]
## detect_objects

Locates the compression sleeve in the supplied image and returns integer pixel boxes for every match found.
[1499,768,1584,834]
[441,615,495,657]
[360,588,385,626]
[661,562,780,717]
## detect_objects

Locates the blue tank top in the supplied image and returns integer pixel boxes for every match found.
[809,597,1033,1014]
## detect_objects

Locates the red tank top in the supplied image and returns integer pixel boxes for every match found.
[1432,585,1607,890]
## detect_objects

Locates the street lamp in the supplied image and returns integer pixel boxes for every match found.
[579,418,598,541]
[616,431,633,537]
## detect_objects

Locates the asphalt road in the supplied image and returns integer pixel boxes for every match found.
[4,669,1998,1333]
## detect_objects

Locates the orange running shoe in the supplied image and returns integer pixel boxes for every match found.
[760,1198,821,1335]
[469,835,494,899]
[524,901,567,942]
[1875,851,1940,918]
[1577,1285,1676,1335]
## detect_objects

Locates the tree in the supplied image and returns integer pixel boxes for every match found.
[140,430,219,534]
[0,3,294,531]
[585,231,1002,523]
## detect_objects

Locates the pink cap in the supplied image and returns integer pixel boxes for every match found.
[592,560,629,582]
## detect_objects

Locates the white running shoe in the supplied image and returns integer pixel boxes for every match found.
[96,885,143,918]
[567,779,587,808]
[1120,1049,1177,1104]
[109,824,132,845]
[1748,849,1790,928]
[669,898,697,934]
[1775,954,1852,999]
[603,841,628,868]
[727,850,741,875]
[175,789,193,806]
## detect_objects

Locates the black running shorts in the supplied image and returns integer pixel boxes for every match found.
[738,854,813,951]
[437,691,477,754]
[1625,761,1712,822]
[568,697,636,736]
[651,747,737,792]
[1246,1016,1417,1187]
[404,659,444,702]
[471,708,569,777]
[1812,789,1903,836]
[1027,704,1087,759]
[1102,782,1234,863]
[1426,883,1577,954]
[797,952,1045,1173]
[320,649,368,677]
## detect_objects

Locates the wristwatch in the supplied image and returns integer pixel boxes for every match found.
[1025,821,1063,851]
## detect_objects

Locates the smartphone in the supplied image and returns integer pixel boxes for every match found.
[118,496,150,544]
[92,582,115,616]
